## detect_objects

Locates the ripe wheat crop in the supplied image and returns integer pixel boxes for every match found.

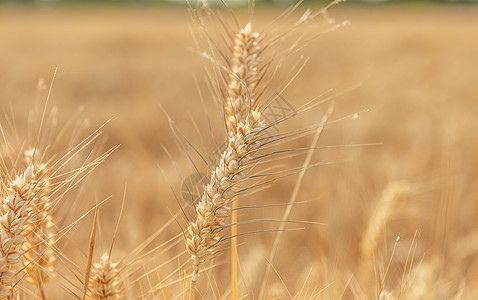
[1,1,478,299]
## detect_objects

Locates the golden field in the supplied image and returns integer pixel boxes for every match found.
[0,3,477,299]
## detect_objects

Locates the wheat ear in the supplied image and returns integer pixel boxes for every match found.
[360,181,409,260]
[0,165,38,298]
[89,252,121,300]
[186,22,264,284]
[186,109,265,283]
[225,23,261,300]
[22,150,56,290]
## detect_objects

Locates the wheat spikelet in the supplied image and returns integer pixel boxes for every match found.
[225,23,261,132]
[0,165,38,298]
[186,110,265,282]
[22,149,56,289]
[89,252,121,300]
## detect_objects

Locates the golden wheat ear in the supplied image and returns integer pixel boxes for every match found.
[0,165,40,298]
[360,181,410,261]
[184,10,267,287]
[186,110,266,281]
[89,252,122,300]
[183,2,349,291]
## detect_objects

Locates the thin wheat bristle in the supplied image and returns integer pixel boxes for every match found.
[89,252,121,300]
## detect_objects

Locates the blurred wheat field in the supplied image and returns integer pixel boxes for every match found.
[0,3,478,299]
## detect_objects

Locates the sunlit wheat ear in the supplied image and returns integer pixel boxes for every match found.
[0,165,38,298]
[22,149,56,290]
[89,252,121,300]
[225,23,261,132]
[359,181,410,260]
[186,110,265,282]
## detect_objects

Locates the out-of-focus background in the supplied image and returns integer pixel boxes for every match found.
[1,0,478,4]
[0,0,477,298]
